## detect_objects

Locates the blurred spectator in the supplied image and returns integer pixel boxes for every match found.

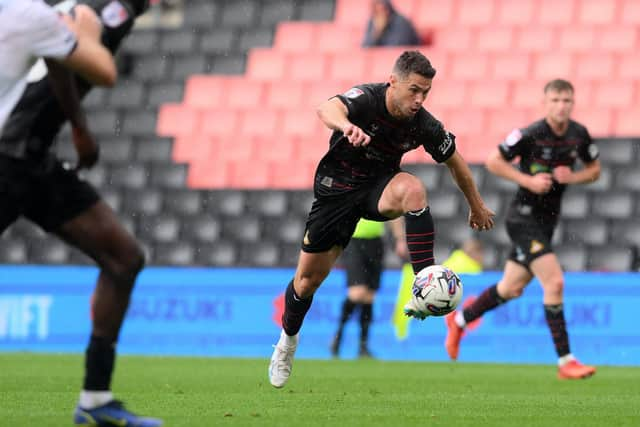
[362,0,420,47]
[443,238,485,273]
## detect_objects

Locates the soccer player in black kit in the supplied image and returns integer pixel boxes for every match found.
[0,1,162,425]
[445,79,601,380]
[269,50,496,388]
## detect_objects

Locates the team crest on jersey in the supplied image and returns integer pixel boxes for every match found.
[505,128,522,146]
[530,240,544,254]
[343,88,364,99]
[101,0,129,28]
[588,144,599,159]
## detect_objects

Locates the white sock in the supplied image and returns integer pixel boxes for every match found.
[454,311,466,328]
[79,390,113,409]
[280,330,298,347]
[558,353,575,367]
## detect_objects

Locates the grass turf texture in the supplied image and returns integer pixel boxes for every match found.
[1,354,639,427]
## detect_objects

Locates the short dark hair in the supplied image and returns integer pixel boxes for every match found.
[544,79,574,94]
[393,51,436,79]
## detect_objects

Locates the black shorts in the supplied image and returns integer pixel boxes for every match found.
[301,172,396,253]
[343,237,384,290]
[0,155,100,234]
[506,219,555,268]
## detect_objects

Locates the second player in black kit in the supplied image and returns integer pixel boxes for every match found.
[445,79,601,380]
[0,1,163,425]
[269,50,495,388]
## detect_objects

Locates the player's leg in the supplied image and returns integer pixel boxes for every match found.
[377,172,435,274]
[331,284,364,357]
[530,253,596,379]
[357,237,383,358]
[445,260,532,360]
[358,287,376,358]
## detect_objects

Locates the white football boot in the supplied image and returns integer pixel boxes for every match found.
[403,297,428,320]
[268,330,299,388]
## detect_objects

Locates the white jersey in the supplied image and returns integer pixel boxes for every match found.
[0,0,77,134]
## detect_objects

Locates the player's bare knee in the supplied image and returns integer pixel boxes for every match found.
[401,180,427,212]
[295,274,324,299]
[107,242,145,287]
[545,277,564,299]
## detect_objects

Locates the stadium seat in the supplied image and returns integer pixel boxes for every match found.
[270,160,315,189]
[170,56,207,81]
[288,53,329,82]
[194,241,238,266]
[246,49,286,80]
[559,27,596,52]
[227,159,271,188]
[578,0,617,24]
[199,28,236,55]
[123,190,163,216]
[201,110,240,137]
[490,53,532,80]
[154,242,195,266]
[150,164,187,189]
[287,191,316,217]
[110,165,148,190]
[147,82,184,108]
[220,0,258,27]
[497,0,536,25]
[183,76,224,109]
[172,135,211,163]
[183,1,217,29]
[328,53,368,81]
[574,53,615,80]
[621,0,640,24]
[437,218,475,250]
[572,108,613,136]
[610,220,640,247]
[516,28,555,52]
[226,79,266,109]
[533,53,573,80]
[262,216,305,244]
[429,190,460,219]
[0,238,28,264]
[614,107,640,136]
[316,24,360,52]
[561,192,590,219]
[221,217,261,242]
[163,189,202,216]
[475,28,514,52]
[157,104,199,137]
[334,0,370,28]
[414,0,455,29]
[238,109,281,136]
[614,166,640,192]
[469,81,510,108]
[457,0,496,26]
[239,241,280,267]
[591,192,634,219]
[238,28,274,51]
[583,167,612,192]
[204,191,246,217]
[433,29,473,52]
[587,245,636,272]
[265,81,305,108]
[30,239,70,264]
[512,81,546,109]
[597,26,637,52]
[181,215,222,244]
[187,160,229,189]
[273,22,316,52]
[564,219,608,245]
[555,244,588,272]
[427,80,468,110]
[298,0,335,21]
[538,0,576,25]
[403,164,441,187]
[141,215,181,243]
[259,0,296,26]
[246,190,289,217]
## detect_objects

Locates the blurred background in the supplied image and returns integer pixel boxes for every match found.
[1,0,639,363]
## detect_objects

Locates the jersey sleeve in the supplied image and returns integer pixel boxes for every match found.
[498,127,532,160]
[576,126,599,163]
[421,115,456,163]
[98,0,136,46]
[335,86,375,123]
[27,1,78,60]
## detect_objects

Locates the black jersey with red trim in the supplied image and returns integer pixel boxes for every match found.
[0,0,137,160]
[499,118,599,225]
[315,83,456,192]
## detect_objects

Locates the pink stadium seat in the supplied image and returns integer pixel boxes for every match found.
[497,0,536,25]
[157,104,199,137]
[475,28,515,52]
[574,53,614,80]
[559,28,596,52]
[414,0,455,30]
[432,29,472,52]
[445,108,487,137]
[573,108,613,136]
[200,109,240,136]
[246,49,286,80]
[367,47,407,80]
[617,54,640,79]
[187,159,229,189]
[392,0,418,17]
[621,0,640,24]
[238,109,281,136]
[282,110,323,137]
[457,0,496,26]
[512,82,545,108]
[214,136,255,161]
[270,159,314,189]
[533,53,573,80]
[289,53,329,82]
[316,24,361,52]
[469,81,510,108]
[490,53,532,80]
[227,159,271,189]
[578,0,617,25]
[305,81,350,108]
[273,22,316,52]
[172,134,212,163]
[427,81,468,109]
[571,80,594,105]
[297,136,330,163]
[226,79,266,109]
[516,28,556,52]
[596,27,637,52]
[328,53,368,81]
[593,82,635,108]
[488,109,533,137]
[334,0,370,29]
[538,0,576,25]
[183,76,224,109]
[265,81,305,109]
[614,107,640,136]
[252,135,297,162]
[450,54,489,80]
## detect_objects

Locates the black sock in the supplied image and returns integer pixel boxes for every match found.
[359,303,373,347]
[281,279,313,336]
[544,304,570,357]
[404,207,435,275]
[83,335,116,391]
[335,298,357,338]
[463,284,506,324]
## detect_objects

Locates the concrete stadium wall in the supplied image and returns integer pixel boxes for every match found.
[0,266,638,366]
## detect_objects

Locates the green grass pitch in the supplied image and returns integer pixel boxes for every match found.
[1,353,639,426]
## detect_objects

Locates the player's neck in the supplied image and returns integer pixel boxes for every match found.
[545,117,569,136]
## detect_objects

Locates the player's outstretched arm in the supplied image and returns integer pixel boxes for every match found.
[445,151,495,231]
[486,148,552,194]
[57,5,117,87]
[317,98,370,146]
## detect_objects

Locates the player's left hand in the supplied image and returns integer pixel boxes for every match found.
[72,126,100,170]
[553,166,573,184]
[469,205,495,231]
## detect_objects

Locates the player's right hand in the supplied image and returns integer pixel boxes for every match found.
[527,173,553,194]
[342,124,371,147]
[72,126,100,170]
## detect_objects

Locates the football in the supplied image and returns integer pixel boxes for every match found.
[409,265,463,317]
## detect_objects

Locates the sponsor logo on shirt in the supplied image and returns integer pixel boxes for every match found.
[530,240,544,254]
[438,131,453,154]
[505,128,522,146]
[343,88,364,99]
[588,144,599,159]
[101,0,129,28]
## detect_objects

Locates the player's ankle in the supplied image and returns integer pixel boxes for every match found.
[558,353,575,367]
[454,311,466,328]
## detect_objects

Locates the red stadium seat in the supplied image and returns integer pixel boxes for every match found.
[172,134,213,163]
[572,108,613,136]
[432,29,473,52]
[246,49,286,80]
[334,0,370,29]
[516,28,556,52]
[414,0,455,30]
[226,79,266,109]
[512,81,545,109]
[297,135,330,163]
[559,28,596,52]
[617,54,640,79]
[183,76,224,109]
[574,53,614,80]
[621,0,640,24]
[252,135,297,162]
[445,108,487,137]
[614,107,640,136]
[497,0,536,25]
[200,110,240,136]
[316,24,360,52]
[238,109,281,136]
[392,0,419,17]
[367,47,407,80]
[227,159,271,189]
[282,109,323,137]
[265,81,305,109]
[157,104,199,136]
[273,22,317,52]
[450,54,489,80]
[577,0,617,25]
[270,159,314,189]
[596,27,637,52]
[490,53,532,80]
[532,53,573,80]
[469,81,510,108]
[289,53,329,82]
[427,80,468,109]
[213,136,255,161]
[328,53,368,81]
[475,28,515,52]
[538,0,576,25]
[487,109,533,137]
[187,159,229,189]
[305,81,351,108]
[593,82,635,108]
[457,0,496,26]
